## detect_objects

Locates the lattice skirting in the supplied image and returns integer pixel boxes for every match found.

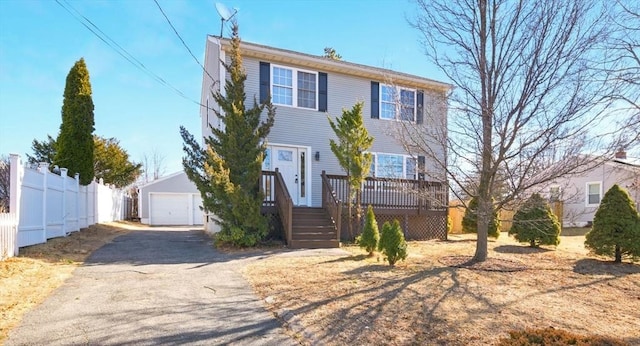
[340,211,448,241]
[262,209,285,241]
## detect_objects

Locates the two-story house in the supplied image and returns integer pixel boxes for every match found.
[201,36,452,248]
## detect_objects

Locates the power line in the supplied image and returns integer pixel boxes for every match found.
[54,0,209,109]
[152,0,216,83]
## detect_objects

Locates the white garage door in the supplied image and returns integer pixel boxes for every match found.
[149,193,190,225]
[192,194,204,225]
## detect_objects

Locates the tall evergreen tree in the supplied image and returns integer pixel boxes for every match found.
[328,101,374,239]
[27,135,57,166]
[181,24,275,247]
[93,136,142,188]
[28,134,139,187]
[54,58,95,185]
[585,184,640,263]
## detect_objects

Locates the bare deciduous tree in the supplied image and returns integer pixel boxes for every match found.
[606,0,640,142]
[406,0,624,262]
[141,149,166,183]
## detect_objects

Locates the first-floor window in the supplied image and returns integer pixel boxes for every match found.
[586,182,601,206]
[369,152,417,179]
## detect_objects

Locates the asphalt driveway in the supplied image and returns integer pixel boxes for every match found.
[6,226,297,345]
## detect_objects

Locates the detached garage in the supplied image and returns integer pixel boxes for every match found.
[138,171,204,226]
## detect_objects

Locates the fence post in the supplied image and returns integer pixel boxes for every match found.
[75,173,80,229]
[96,178,103,224]
[38,163,49,243]
[9,154,22,256]
[60,168,68,236]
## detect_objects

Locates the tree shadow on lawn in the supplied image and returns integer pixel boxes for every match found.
[273,257,635,345]
[573,258,640,276]
[321,254,370,264]
[280,265,469,344]
[494,244,552,254]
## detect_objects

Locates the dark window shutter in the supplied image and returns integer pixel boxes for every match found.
[319,72,328,112]
[259,62,270,103]
[416,90,424,124]
[418,156,426,181]
[371,81,379,119]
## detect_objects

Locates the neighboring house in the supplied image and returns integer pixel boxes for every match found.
[200,36,452,247]
[137,171,204,226]
[547,150,640,227]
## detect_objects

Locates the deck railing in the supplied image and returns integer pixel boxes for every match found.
[272,168,292,245]
[321,171,342,241]
[325,174,447,212]
[261,170,275,207]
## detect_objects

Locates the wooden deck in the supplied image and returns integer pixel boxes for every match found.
[261,170,448,248]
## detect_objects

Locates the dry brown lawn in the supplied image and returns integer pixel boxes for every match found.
[0,222,133,344]
[244,231,640,345]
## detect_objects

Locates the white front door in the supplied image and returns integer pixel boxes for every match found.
[270,146,307,206]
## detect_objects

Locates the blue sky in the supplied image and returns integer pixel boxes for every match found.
[0,0,444,174]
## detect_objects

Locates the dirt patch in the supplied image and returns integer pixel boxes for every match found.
[244,232,640,345]
[0,222,131,343]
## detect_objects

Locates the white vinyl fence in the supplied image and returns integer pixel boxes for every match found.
[0,154,127,260]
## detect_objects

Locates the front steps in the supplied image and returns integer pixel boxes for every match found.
[289,207,340,249]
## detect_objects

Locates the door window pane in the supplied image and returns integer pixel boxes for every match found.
[278,150,293,162]
[300,151,305,198]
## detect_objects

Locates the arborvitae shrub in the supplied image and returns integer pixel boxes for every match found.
[358,205,379,256]
[462,197,501,238]
[497,327,628,346]
[378,220,408,266]
[509,193,561,247]
[585,184,640,263]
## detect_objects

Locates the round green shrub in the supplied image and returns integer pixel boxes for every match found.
[358,205,379,256]
[585,184,640,263]
[509,193,561,247]
[378,219,408,266]
[462,197,501,238]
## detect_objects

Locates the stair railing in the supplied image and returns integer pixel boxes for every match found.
[273,168,293,245]
[321,170,342,241]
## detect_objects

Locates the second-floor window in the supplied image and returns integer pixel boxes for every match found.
[380,85,416,121]
[271,65,317,110]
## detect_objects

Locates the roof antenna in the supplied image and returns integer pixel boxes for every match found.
[215,2,238,38]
